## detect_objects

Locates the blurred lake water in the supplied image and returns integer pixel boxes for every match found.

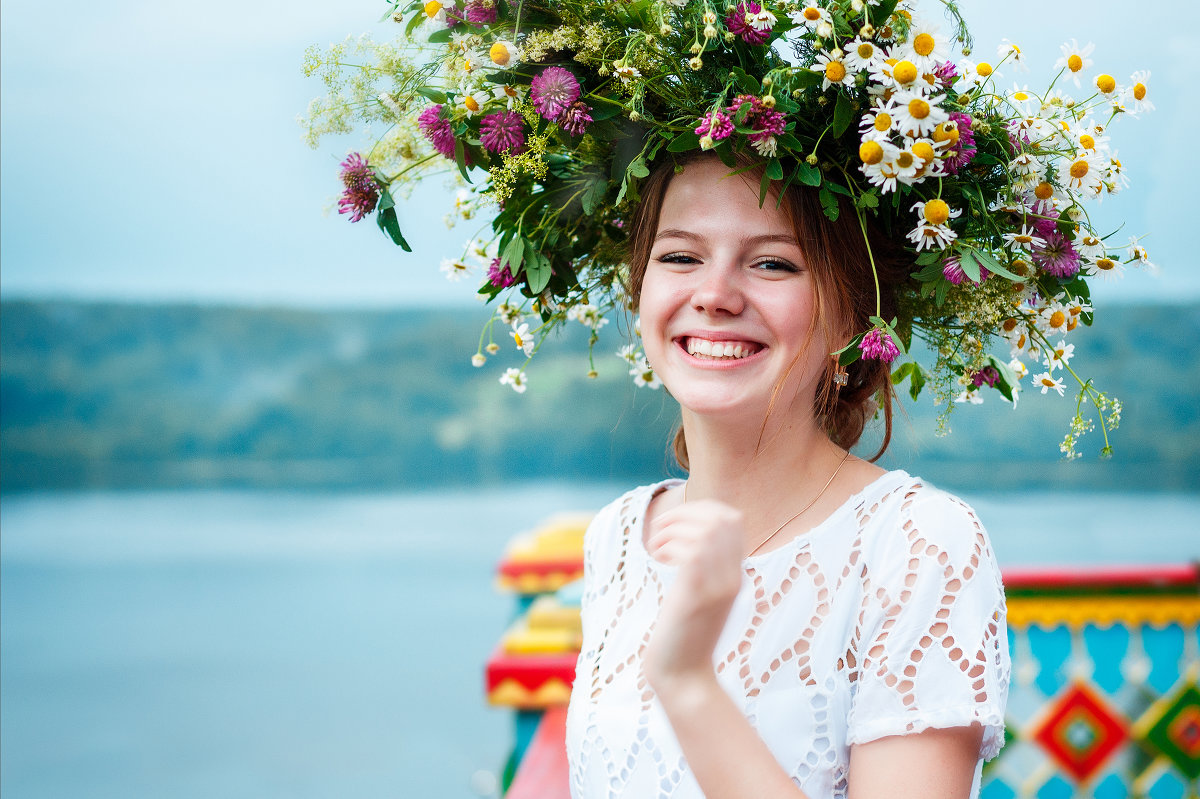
[2,483,1198,799]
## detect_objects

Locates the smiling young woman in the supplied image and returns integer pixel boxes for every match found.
[564,155,1011,799]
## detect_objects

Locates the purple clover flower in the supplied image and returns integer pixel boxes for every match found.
[1034,231,1081,278]
[942,113,977,174]
[417,104,457,160]
[530,67,580,122]
[479,111,526,154]
[464,0,497,25]
[337,153,379,222]
[934,61,958,89]
[729,94,785,143]
[487,257,517,288]
[942,255,989,285]
[725,2,771,45]
[694,110,734,140]
[970,366,1001,388]
[859,327,900,363]
[559,101,593,136]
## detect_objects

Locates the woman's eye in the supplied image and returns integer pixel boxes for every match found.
[753,259,800,273]
[656,252,697,264]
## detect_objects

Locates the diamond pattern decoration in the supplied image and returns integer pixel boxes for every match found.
[1141,682,1200,780]
[1032,681,1129,782]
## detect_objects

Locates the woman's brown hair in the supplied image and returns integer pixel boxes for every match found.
[625,152,911,467]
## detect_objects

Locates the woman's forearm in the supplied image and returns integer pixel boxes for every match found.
[653,671,811,799]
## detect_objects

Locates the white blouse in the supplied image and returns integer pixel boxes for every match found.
[565,470,1010,799]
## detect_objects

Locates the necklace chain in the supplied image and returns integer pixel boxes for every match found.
[683,450,851,558]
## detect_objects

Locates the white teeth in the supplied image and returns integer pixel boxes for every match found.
[685,337,756,360]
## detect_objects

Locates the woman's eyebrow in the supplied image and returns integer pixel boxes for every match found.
[654,228,800,246]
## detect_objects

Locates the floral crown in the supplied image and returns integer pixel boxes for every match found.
[302,0,1155,457]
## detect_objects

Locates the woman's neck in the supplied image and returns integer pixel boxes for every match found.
[678,406,847,537]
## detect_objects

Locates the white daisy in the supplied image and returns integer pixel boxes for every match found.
[1075,234,1106,260]
[1054,40,1095,87]
[1046,340,1075,372]
[500,367,528,393]
[1003,223,1047,252]
[440,258,472,281]
[1058,150,1107,196]
[491,84,526,110]
[858,98,898,140]
[471,353,486,367]
[1009,358,1029,380]
[1032,372,1066,396]
[1127,237,1157,273]
[844,38,886,74]
[616,343,640,365]
[458,88,490,117]
[860,140,910,193]
[956,59,996,91]
[1124,70,1154,115]
[1082,255,1125,282]
[890,90,949,138]
[870,57,927,94]
[789,0,831,31]
[906,199,961,251]
[487,40,519,68]
[612,64,642,84]
[812,49,855,90]
[997,39,1026,70]
[629,357,661,389]
[748,8,777,31]
[955,389,985,405]
[897,19,950,74]
[510,321,535,356]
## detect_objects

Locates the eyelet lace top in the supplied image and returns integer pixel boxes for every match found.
[565,470,1010,799]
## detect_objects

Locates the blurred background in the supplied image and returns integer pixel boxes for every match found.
[2,0,1197,797]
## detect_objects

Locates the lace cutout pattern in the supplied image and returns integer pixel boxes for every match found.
[565,471,1011,799]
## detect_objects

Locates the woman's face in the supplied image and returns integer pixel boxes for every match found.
[639,158,831,423]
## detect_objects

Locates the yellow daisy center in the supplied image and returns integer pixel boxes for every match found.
[504,85,519,97]
[893,60,918,84]
[1013,91,1029,101]
[1069,160,1090,179]
[1067,54,1083,72]
[912,33,935,57]
[424,0,443,17]
[464,95,480,112]
[1096,74,1116,94]
[1040,377,1057,388]
[1034,182,1054,200]
[923,198,950,225]
[1013,233,1033,244]
[803,7,821,20]
[911,141,935,162]
[857,43,875,59]
[896,152,915,168]
[1079,133,1096,150]
[873,112,892,132]
[1011,260,1031,277]
[1002,319,1018,333]
[1049,310,1066,328]
[1133,82,1147,101]
[1096,258,1115,271]
[514,332,525,347]
[489,42,512,66]
[825,61,847,82]
[1067,317,1079,331]
[907,97,931,119]
[1054,347,1066,359]
[931,122,959,145]
[976,62,993,77]
[859,140,884,165]
[1082,236,1100,247]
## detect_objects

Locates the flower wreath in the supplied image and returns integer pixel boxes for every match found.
[302,0,1155,457]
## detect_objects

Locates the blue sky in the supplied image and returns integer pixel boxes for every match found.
[1,0,1192,307]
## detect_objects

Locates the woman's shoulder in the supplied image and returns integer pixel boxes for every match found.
[856,473,996,565]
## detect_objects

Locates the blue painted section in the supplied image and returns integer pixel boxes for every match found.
[512,710,543,764]
[1142,624,1187,695]
[1084,625,1131,694]
[1147,768,1187,799]
[1093,772,1129,799]
[1028,625,1073,697]
[1036,774,1075,799]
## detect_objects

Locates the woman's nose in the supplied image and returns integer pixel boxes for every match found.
[690,261,744,316]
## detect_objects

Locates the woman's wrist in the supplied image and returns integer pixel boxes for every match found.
[649,666,723,716]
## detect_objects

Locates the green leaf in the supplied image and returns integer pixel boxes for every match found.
[765,159,784,181]
[958,249,982,282]
[502,236,525,271]
[730,67,760,94]
[526,252,552,294]
[581,177,607,215]
[831,92,854,137]
[868,0,899,28]
[856,190,879,210]
[777,133,804,150]
[404,9,424,36]
[791,69,823,89]
[795,161,822,187]
[415,87,448,104]
[426,27,454,44]
[818,186,839,222]
[375,190,411,252]
[453,138,472,184]
[915,250,941,266]
[913,262,944,281]
[666,130,702,152]
[973,248,1025,282]
[590,97,623,122]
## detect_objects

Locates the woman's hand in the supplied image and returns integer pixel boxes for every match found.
[643,498,746,691]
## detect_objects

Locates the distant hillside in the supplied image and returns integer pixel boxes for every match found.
[2,300,1197,491]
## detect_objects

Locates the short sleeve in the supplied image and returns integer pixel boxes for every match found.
[846,483,1010,760]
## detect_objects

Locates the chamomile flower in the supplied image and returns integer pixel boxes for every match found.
[629,357,661,389]
[1058,150,1107,196]
[1068,123,1111,156]
[488,40,519,68]
[1003,223,1047,252]
[1127,237,1157,273]
[997,39,1026,70]
[871,58,926,93]
[1124,70,1154,114]
[1046,340,1075,371]
[496,303,522,325]
[458,88,491,117]
[748,7,777,31]
[612,63,642,84]
[790,0,831,31]
[906,198,961,251]
[567,303,609,331]
[955,389,985,405]
[500,367,528,393]
[956,59,995,91]
[1054,40,1094,87]
[812,49,855,90]
[890,89,948,137]
[510,321,535,356]
[1039,300,1072,335]
[1009,152,1046,187]
[1006,84,1037,116]
[860,140,912,193]
[471,352,486,367]
[1105,154,1130,194]
[616,343,640,365]
[1075,234,1106,260]
[1009,358,1029,380]
[1032,371,1065,396]
[844,37,886,74]
[1094,72,1120,98]
[1082,255,1124,281]
[440,258,472,281]
[1063,296,1094,331]
[859,98,898,140]
[898,19,950,74]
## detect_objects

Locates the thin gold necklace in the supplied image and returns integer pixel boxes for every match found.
[684,450,851,558]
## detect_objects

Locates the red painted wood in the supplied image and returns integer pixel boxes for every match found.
[1001,563,1199,590]
[505,706,572,799]
[485,647,578,693]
